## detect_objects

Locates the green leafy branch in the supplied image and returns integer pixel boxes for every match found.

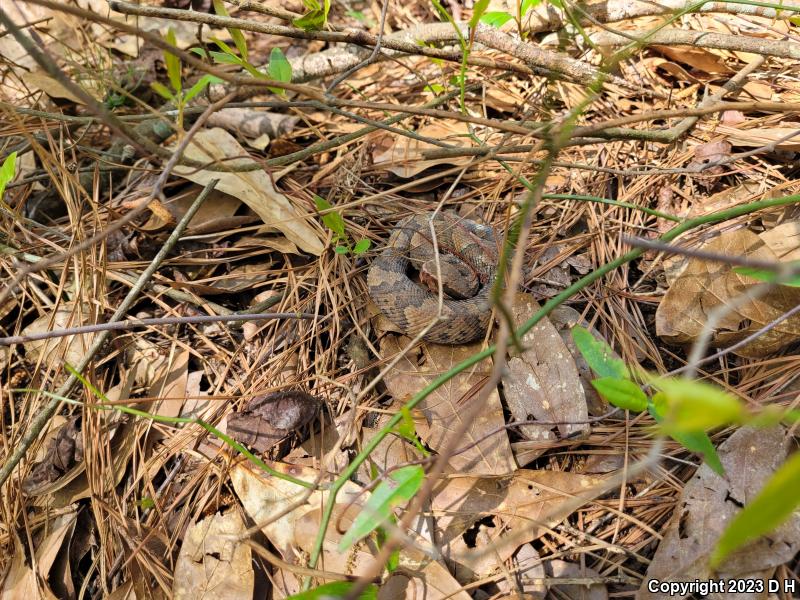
[151,28,222,124]
[571,327,800,568]
[314,195,372,256]
[188,0,292,95]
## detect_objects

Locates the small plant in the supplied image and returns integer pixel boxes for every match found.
[151,28,221,124]
[190,1,293,94]
[571,326,800,567]
[480,0,562,38]
[293,0,331,31]
[314,195,371,256]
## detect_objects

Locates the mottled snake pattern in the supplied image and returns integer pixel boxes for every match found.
[367,213,498,344]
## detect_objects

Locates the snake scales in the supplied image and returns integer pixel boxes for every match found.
[367,213,498,344]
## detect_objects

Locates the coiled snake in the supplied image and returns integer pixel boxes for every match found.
[367,213,498,344]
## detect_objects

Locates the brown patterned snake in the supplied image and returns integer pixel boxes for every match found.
[367,213,498,344]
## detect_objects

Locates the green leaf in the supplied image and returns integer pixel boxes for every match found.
[314,195,346,238]
[138,496,156,510]
[591,377,648,412]
[377,523,400,572]
[211,37,241,61]
[292,0,327,31]
[190,47,209,59]
[651,377,745,432]
[571,326,629,380]
[209,50,244,65]
[649,396,724,475]
[424,83,445,94]
[0,151,18,201]
[334,245,349,255]
[183,75,222,103]
[150,81,175,101]
[480,11,514,27]
[520,0,542,15]
[791,15,800,26]
[733,265,800,287]
[266,47,292,93]
[164,28,182,93]
[268,48,292,82]
[338,465,424,551]
[293,8,326,30]
[213,0,248,61]
[469,0,491,28]
[285,581,378,600]
[711,450,800,568]
[353,238,372,255]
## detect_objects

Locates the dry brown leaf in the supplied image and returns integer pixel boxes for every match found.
[230,461,370,597]
[173,512,254,600]
[142,188,243,233]
[148,347,189,419]
[715,124,800,151]
[23,304,95,368]
[546,305,613,417]
[172,128,323,255]
[372,122,473,178]
[1,511,77,599]
[656,228,800,357]
[379,556,472,600]
[654,45,733,75]
[759,220,800,262]
[496,544,546,599]
[687,181,762,219]
[431,470,605,576]
[355,403,424,482]
[228,390,321,454]
[637,426,800,600]
[503,293,589,448]
[381,334,516,476]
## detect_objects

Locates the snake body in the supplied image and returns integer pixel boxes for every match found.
[367,213,498,344]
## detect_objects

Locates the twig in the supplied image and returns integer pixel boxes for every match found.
[0,313,317,346]
[325,0,390,93]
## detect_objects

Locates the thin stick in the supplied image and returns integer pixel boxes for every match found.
[0,313,317,346]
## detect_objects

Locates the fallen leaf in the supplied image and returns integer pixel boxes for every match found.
[431,470,605,576]
[637,426,800,600]
[759,220,800,262]
[230,461,369,596]
[656,228,800,356]
[173,512,254,600]
[23,304,95,368]
[228,390,321,454]
[503,293,589,448]
[172,128,323,255]
[381,335,516,476]
[716,124,800,151]
[372,122,473,178]
[654,46,733,75]
[1,511,77,599]
[496,544,546,599]
[379,556,472,600]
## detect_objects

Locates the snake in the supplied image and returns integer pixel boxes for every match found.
[367,213,498,345]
